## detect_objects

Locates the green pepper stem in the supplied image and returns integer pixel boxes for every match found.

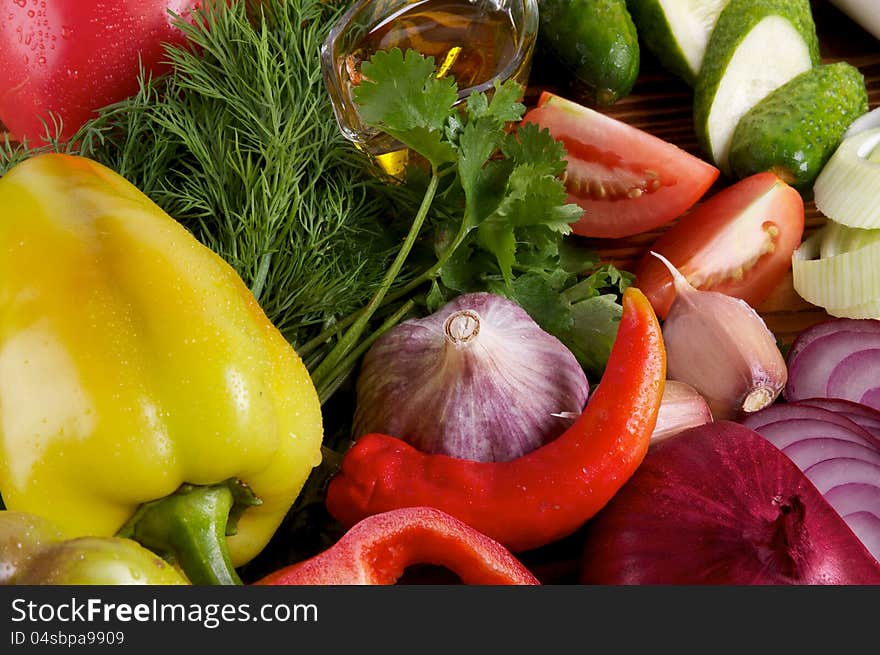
[118,482,249,586]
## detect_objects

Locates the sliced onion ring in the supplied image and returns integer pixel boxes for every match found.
[792,398,880,442]
[813,127,880,230]
[785,317,879,368]
[749,418,878,451]
[784,327,880,405]
[825,299,880,319]
[781,438,880,469]
[741,403,880,447]
[826,348,880,411]
[843,107,880,140]
[804,457,880,495]
[782,319,880,410]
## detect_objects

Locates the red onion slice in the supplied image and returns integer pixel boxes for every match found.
[825,484,880,519]
[792,398,880,442]
[826,348,880,411]
[803,458,880,495]
[785,317,880,373]
[746,418,879,450]
[785,330,880,401]
[741,403,878,444]
[782,438,880,469]
[802,459,880,561]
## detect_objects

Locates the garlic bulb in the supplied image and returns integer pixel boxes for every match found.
[353,292,589,462]
[653,252,787,420]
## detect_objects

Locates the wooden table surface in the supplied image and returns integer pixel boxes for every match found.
[528,0,880,347]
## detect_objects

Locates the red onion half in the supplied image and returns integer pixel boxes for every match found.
[743,402,880,562]
[579,421,880,584]
[784,317,880,409]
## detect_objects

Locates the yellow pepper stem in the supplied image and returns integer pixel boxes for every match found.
[117,480,259,585]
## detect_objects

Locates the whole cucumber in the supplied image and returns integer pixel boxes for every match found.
[539,0,640,105]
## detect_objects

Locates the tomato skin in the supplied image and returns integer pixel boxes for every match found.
[633,172,805,319]
[0,1,200,142]
[521,91,719,239]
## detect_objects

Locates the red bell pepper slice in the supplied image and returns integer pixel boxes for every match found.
[325,287,667,552]
[254,507,539,585]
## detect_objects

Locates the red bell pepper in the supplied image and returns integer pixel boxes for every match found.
[325,287,666,552]
[254,507,539,585]
[0,1,201,142]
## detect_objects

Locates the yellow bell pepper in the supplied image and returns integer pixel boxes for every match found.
[0,153,323,583]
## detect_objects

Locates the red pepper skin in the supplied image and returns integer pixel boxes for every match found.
[0,1,200,142]
[325,287,666,552]
[254,507,539,585]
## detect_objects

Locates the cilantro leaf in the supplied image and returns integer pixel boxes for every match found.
[475,161,581,283]
[466,79,526,124]
[503,122,570,177]
[354,48,457,167]
[511,272,574,336]
[562,263,635,303]
[551,263,634,377]
[458,117,506,208]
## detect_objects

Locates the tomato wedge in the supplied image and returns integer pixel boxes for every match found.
[633,172,805,319]
[521,91,719,239]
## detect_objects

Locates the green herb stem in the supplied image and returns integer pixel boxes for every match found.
[384,211,471,306]
[310,170,440,392]
[316,298,416,404]
[298,309,361,360]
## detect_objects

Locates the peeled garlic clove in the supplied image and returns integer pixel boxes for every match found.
[650,380,714,444]
[653,252,787,421]
[353,292,589,462]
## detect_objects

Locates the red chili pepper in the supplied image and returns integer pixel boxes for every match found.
[0,1,201,142]
[325,287,666,552]
[254,507,539,585]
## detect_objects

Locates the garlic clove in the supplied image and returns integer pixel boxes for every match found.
[650,380,713,444]
[353,292,590,462]
[652,252,787,420]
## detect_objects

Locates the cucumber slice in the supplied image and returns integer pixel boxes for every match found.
[792,224,880,309]
[814,127,880,229]
[627,0,730,85]
[694,0,820,175]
